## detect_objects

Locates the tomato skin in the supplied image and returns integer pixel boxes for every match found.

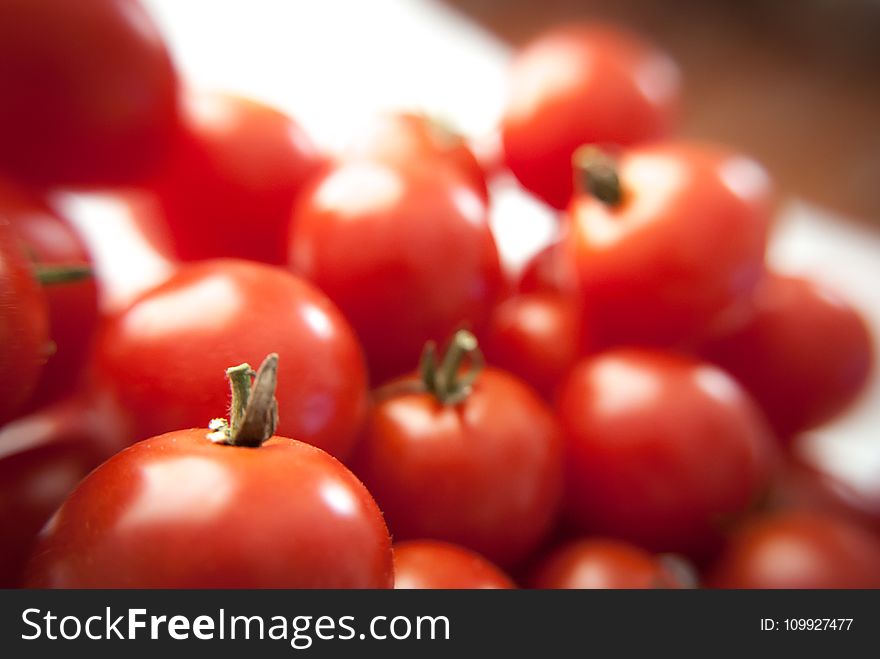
[0,220,49,426]
[153,92,326,265]
[483,292,585,399]
[94,259,368,461]
[289,160,503,385]
[25,429,393,588]
[699,273,873,440]
[564,142,772,347]
[393,540,515,589]
[557,349,777,557]
[350,112,488,202]
[0,0,179,185]
[709,511,880,589]
[1,183,98,410]
[502,24,680,210]
[529,539,688,589]
[0,391,128,587]
[351,368,563,568]
[517,240,577,295]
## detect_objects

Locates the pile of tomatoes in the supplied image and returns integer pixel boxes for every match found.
[1,1,879,590]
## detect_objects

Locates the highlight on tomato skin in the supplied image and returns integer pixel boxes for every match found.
[393,540,516,590]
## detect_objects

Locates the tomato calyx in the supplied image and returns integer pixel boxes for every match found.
[33,263,92,286]
[207,353,280,447]
[419,329,484,405]
[573,145,622,206]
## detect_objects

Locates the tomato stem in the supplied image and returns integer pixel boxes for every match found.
[34,263,92,286]
[207,353,279,447]
[419,329,484,405]
[573,145,623,206]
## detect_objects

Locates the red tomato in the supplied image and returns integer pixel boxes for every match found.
[564,142,772,347]
[501,24,680,209]
[289,160,503,384]
[1,183,98,410]
[153,92,326,265]
[94,259,368,461]
[25,427,393,588]
[709,511,880,589]
[699,273,873,440]
[0,0,179,185]
[483,292,586,399]
[0,391,128,586]
[557,349,778,557]
[393,540,515,589]
[0,220,48,425]
[517,240,576,295]
[349,112,488,202]
[529,538,693,589]
[351,332,564,568]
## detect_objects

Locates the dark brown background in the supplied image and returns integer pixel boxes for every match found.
[445,0,880,222]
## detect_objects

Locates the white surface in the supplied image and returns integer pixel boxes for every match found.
[70,0,879,485]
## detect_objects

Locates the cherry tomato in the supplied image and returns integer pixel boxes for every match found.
[483,292,586,399]
[517,240,576,295]
[25,426,393,588]
[564,142,772,347]
[0,220,48,426]
[0,0,179,185]
[709,511,880,589]
[349,112,488,202]
[1,182,98,410]
[152,92,326,265]
[529,538,692,589]
[501,23,680,209]
[0,391,128,586]
[351,332,563,568]
[557,349,778,557]
[393,540,515,589]
[289,160,503,384]
[94,259,367,461]
[699,273,873,440]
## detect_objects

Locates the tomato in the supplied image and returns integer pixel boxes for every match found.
[94,259,367,461]
[0,0,179,185]
[152,92,326,265]
[483,292,586,399]
[529,538,693,589]
[557,349,778,557]
[501,24,680,209]
[0,220,49,426]
[349,112,488,202]
[25,356,393,588]
[393,540,515,589]
[699,273,873,440]
[564,142,772,347]
[1,182,98,410]
[350,331,563,568]
[289,160,503,384]
[0,391,128,586]
[517,240,576,295]
[709,511,880,589]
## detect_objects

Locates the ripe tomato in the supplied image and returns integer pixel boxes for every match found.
[0,0,179,185]
[351,331,563,568]
[349,112,488,202]
[529,538,693,589]
[1,183,98,410]
[0,391,128,587]
[152,92,326,265]
[393,540,515,589]
[0,220,49,426]
[564,142,772,347]
[517,239,576,295]
[557,349,777,557]
[501,24,680,209]
[483,292,586,399]
[699,273,873,440]
[94,259,367,461]
[709,511,880,589]
[289,160,503,385]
